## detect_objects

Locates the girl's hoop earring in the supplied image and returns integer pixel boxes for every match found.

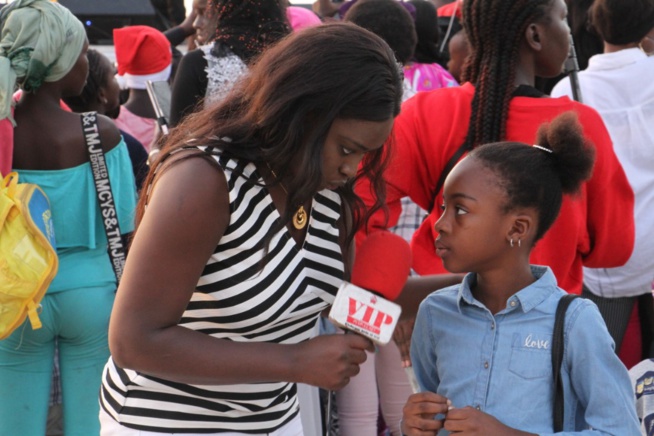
[510,239,514,248]
[518,238,522,248]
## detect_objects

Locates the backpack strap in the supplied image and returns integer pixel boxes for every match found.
[552,294,579,432]
[80,112,125,283]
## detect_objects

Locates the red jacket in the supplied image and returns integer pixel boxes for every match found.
[356,83,635,294]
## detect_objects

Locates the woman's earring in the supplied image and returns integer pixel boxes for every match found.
[510,239,514,248]
[518,238,522,248]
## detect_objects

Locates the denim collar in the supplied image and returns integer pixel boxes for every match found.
[457,265,558,314]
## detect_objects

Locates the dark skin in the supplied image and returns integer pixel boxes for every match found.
[372,0,570,369]
[109,117,394,390]
[13,90,120,170]
[122,89,157,120]
[401,159,538,436]
[394,0,572,367]
[109,153,372,388]
[12,42,121,171]
[402,0,569,436]
[403,391,536,436]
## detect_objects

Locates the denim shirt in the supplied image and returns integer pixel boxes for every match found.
[411,266,640,435]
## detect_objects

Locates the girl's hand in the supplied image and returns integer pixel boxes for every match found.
[401,392,450,435]
[393,316,415,367]
[444,407,535,436]
[293,333,374,391]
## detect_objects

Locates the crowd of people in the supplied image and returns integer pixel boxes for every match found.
[0,0,652,435]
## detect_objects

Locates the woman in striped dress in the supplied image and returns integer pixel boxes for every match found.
[99,23,404,435]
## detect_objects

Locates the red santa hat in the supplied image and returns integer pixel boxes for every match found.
[437,0,463,19]
[113,25,172,89]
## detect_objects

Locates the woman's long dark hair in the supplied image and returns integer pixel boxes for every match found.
[461,0,552,150]
[140,22,403,252]
[409,0,442,64]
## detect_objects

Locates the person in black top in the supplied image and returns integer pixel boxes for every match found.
[169,0,290,127]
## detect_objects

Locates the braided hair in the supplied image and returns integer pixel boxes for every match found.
[460,0,553,152]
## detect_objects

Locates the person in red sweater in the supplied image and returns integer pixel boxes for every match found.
[357,0,634,303]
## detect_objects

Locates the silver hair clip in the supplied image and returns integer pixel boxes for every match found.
[533,144,553,153]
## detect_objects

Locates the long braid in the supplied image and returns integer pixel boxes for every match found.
[460,0,552,152]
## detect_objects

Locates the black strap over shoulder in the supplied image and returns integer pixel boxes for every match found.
[552,294,579,432]
[81,111,125,283]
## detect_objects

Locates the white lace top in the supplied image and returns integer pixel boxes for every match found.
[200,44,249,108]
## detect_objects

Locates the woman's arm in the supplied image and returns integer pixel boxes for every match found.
[397,274,464,319]
[109,154,373,389]
[169,50,208,127]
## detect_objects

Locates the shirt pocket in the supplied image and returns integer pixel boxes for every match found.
[508,332,553,379]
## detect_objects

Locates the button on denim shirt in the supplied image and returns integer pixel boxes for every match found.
[411,266,640,435]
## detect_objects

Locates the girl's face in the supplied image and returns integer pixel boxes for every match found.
[319,117,393,191]
[447,30,469,83]
[434,157,515,274]
[98,55,121,117]
[534,0,570,78]
[192,0,214,45]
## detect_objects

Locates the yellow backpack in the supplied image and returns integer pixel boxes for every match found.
[0,172,58,340]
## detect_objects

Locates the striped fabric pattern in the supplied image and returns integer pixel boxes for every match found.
[100,150,345,433]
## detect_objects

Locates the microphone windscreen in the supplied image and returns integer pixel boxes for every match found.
[351,232,412,302]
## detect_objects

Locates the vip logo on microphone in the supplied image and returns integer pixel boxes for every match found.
[329,283,402,345]
[347,298,395,335]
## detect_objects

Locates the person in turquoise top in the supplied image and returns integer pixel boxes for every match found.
[0,1,137,435]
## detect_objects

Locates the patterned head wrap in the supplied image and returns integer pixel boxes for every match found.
[209,0,291,63]
[0,0,87,124]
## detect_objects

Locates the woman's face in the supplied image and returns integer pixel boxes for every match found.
[319,117,393,191]
[534,0,571,78]
[192,0,215,45]
[63,40,90,97]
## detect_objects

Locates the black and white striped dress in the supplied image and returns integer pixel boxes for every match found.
[100,151,345,434]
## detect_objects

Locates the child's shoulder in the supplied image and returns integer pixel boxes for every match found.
[421,283,461,310]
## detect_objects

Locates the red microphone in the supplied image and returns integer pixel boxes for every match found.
[329,232,412,345]
[351,231,412,301]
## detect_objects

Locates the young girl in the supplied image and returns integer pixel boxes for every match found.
[0,1,137,434]
[400,113,640,435]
